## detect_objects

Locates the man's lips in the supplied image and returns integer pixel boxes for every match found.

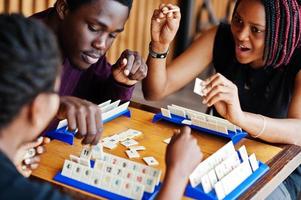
[82,52,101,65]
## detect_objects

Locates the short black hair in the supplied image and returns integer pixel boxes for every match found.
[0,14,61,129]
[65,0,133,11]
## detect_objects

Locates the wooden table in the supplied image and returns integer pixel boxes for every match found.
[32,103,301,199]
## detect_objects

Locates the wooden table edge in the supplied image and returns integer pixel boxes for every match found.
[130,101,301,199]
[240,144,301,199]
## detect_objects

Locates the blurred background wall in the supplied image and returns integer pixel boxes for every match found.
[0,0,235,111]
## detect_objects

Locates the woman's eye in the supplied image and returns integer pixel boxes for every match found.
[251,26,264,33]
[233,15,243,24]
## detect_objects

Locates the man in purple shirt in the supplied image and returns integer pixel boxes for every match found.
[31,0,147,144]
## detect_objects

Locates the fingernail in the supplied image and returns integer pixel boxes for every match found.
[37,137,43,143]
[24,158,31,165]
[37,146,43,154]
[44,137,51,143]
[162,7,168,11]
[21,165,27,171]
[124,69,130,76]
[156,18,161,23]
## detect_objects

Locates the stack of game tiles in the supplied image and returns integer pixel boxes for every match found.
[100,129,160,166]
[160,104,242,135]
[57,100,130,130]
[60,147,162,200]
[101,129,142,150]
[189,141,260,200]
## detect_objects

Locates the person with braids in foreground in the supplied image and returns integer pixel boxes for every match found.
[0,13,202,199]
[30,0,148,145]
[143,0,301,199]
[0,14,71,199]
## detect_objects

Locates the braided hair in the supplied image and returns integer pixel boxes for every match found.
[233,0,301,67]
[64,0,133,11]
[0,14,61,129]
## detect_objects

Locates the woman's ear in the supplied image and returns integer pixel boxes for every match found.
[55,0,69,20]
[28,93,60,131]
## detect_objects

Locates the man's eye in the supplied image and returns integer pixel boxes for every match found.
[109,33,117,38]
[88,25,98,32]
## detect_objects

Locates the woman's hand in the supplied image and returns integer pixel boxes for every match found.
[202,73,245,124]
[150,4,181,52]
[14,136,50,177]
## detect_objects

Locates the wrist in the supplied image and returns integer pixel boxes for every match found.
[113,77,136,87]
[166,164,190,181]
[233,111,247,127]
[150,41,169,53]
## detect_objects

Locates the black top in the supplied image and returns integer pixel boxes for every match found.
[0,150,71,200]
[213,23,301,118]
[213,23,301,199]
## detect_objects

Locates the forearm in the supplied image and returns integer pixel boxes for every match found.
[238,112,301,146]
[156,168,188,200]
[143,42,170,101]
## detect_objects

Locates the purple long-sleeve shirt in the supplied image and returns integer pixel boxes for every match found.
[60,57,134,104]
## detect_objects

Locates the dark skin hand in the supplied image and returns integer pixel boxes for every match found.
[157,126,203,200]
[112,49,148,86]
[57,96,103,145]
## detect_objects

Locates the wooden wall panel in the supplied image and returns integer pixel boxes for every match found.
[0,0,55,15]
[107,0,178,63]
[0,0,4,13]
[7,0,19,13]
[0,0,232,63]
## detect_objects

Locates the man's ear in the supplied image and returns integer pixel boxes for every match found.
[55,0,69,20]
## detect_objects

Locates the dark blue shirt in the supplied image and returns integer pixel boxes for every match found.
[0,151,71,200]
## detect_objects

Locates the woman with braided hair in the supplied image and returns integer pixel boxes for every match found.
[144,0,301,199]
